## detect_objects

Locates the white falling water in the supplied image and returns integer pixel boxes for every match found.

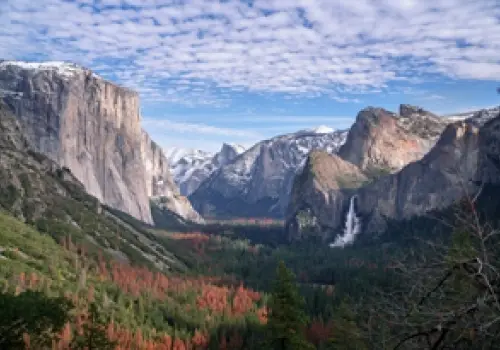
[329,196,361,248]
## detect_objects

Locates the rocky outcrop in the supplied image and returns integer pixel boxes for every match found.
[189,129,348,218]
[191,104,449,221]
[0,61,152,223]
[338,106,448,176]
[286,106,500,242]
[212,143,245,167]
[141,130,173,198]
[399,104,438,118]
[141,131,204,224]
[151,194,204,226]
[286,151,367,241]
[0,61,201,225]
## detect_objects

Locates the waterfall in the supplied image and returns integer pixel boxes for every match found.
[329,195,361,248]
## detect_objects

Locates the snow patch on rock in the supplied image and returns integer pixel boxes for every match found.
[0,60,101,79]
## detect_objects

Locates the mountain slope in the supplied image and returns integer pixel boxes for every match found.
[286,151,367,241]
[0,100,188,271]
[166,143,245,196]
[189,129,348,218]
[0,201,266,349]
[0,60,201,225]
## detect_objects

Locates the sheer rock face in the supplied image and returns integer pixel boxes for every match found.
[353,108,500,234]
[354,120,481,234]
[338,106,448,175]
[0,101,87,221]
[0,101,189,271]
[140,130,176,198]
[0,61,202,225]
[286,106,500,241]
[141,131,204,224]
[477,113,500,184]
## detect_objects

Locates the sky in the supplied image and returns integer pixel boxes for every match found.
[1,0,500,152]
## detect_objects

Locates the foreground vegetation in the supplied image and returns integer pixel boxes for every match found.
[2,182,500,349]
[0,211,268,348]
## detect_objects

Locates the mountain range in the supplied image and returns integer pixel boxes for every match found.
[186,105,475,220]
[1,59,499,249]
[188,127,348,218]
[287,106,500,243]
[165,143,246,196]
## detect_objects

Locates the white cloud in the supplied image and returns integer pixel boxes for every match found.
[436,104,500,116]
[141,115,357,151]
[141,118,262,138]
[150,135,235,154]
[1,0,499,106]
[214,115,356,125]
[142,118,265,152]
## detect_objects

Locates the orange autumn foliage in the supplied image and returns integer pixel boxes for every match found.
[17,236,267,350]
[306,319,334,346]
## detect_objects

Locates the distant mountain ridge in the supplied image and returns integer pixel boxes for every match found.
[189,104,497,221]
[166,143,246,196]
[189,128,348,218]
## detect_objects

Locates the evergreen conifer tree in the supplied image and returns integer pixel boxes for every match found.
[266,260,314,350]
[327,299,367,350]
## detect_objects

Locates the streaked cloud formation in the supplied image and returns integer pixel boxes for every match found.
[142,118,261,138]
[2,0,499,105]
[1,0,499,151]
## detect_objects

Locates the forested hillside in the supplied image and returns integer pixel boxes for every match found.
[2,183,500,348]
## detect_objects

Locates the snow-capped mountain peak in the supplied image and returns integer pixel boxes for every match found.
[0,60,101,79]
[311,125,335,134]
[224,142,246,154]
[293,125,336,137]
[166,143,247,196]
[189,128,349,218]
[164,147,213,165]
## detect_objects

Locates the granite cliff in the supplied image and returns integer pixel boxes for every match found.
[286,151,367,241]
[338,105,448,176]
[286,106,500,242]
[0,101,188,271]
[477,112,500,184]
[0,61,201,225]
[191,105,449,220]
[140,131,203,224]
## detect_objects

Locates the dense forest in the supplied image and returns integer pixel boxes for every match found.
[1,184,500,349]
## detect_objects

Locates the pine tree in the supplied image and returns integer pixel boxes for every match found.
[0,290,72,348]
[327,299,367,350]
[265,260,314,350]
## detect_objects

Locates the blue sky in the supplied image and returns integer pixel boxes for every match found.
[1,0,500,152]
